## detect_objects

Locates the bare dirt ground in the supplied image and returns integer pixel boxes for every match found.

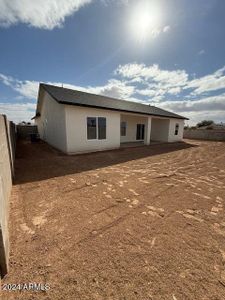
[1,139,225,300]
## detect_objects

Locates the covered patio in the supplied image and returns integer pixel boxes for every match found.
[120,113,171,147]
[150,117,170,143]
[120,112,151,146]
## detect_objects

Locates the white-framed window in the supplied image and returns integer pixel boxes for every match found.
[120,121,126,136]
[87,117,106,140]
[175,123,179,135]
[87,117,97,140]
[98,117,106,140]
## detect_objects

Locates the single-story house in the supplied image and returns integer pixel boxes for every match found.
[32,83,188,154]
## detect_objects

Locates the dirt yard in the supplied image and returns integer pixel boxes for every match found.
[1,139,225,300]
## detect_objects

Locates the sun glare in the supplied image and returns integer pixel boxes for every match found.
[129,1,161,42]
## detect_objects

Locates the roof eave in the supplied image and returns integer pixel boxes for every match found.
[31,112,41,120]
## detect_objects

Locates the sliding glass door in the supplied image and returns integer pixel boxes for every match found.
[136,124,145,140]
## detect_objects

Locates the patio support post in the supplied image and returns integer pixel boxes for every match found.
[144,116,151,145]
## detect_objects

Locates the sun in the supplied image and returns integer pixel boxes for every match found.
[128,1,162,42]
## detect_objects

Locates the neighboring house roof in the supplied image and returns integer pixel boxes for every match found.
[33,83,188,120]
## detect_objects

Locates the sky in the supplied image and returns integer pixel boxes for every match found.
[0,0,225,125]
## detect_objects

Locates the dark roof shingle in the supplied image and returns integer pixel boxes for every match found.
[38,83,188,120]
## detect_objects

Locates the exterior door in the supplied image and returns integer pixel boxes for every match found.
[136,124,145,140]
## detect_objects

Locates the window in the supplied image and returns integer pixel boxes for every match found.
[120,121,126,136]
[175,123,179,135]
[98,117,106,140]
[87,117,97,139]
[87,117,106,140]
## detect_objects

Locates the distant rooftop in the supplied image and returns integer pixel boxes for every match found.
[35,83,188,120]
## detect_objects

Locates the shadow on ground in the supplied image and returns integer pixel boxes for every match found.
[15,139,197,184]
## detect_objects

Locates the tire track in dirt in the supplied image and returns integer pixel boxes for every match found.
[3,139,225,300]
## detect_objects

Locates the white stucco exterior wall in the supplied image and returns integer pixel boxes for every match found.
[150,118,170,142]
[35,92,67,152]
[65,105,120,154]
[168,119,184,142]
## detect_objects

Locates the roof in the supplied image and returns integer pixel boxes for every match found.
[33,83,188,120]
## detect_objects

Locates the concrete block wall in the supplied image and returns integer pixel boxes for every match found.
[184,129,225,141]
[17,124,37,139]
[0,115,16,278]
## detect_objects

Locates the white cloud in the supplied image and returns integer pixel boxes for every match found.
[156,94,225,125]
[87,79,135,99]
[131,24,170,39]
[115,63,188,88]
[163,25,170,33]
[115,63,145,79]
[0,102,36,123]
[198,49,205,55]
[14,81,40,99]
[145,24,170,38]
[116,63,225,98]
[157,94,225,113]
[0,74,134,102]
[167,87,181,95]
[101,0,129,6]
[0,0,92,29]
[136,87,165,98]
[0,73,14,86]
[150,28,161,38]
[186,66,225,95]
[0,73,40,98]
[115,63,188,100]
[184,110,225,126]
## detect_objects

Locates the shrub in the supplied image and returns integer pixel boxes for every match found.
[196,120,214,128]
